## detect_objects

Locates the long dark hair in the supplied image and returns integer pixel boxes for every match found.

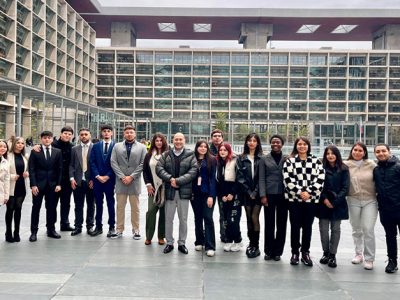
[242,133,263,156]
[347,142,368,160]
[148,132,168,154]
[323,145,343,169]
[290,136,311,157]
[195,139,214,176]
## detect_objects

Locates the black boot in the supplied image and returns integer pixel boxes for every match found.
[5,231,14,243]
[328,253,337,268]
[385,259,398,274]
[320,252,330,264]
[246,230,254,257]
[13,231,20,242]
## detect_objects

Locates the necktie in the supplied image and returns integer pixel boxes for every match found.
[46,147,50,160]
[82,145,88,173]
[104,142,108,155]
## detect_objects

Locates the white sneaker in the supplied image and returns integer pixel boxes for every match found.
[223,243,233,252]
[206,250,215,257]
[195,245,203,251]
[352,254,363,264]
[111,231,122,239]
[230,242,242,252]
[133,230,141,240]
[364,261,374,270]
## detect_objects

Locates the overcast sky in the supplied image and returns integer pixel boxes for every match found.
[97,0,400,9]
[95,0,388,49]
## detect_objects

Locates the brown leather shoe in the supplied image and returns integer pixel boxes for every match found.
[158,238,165,245]
[145,239,151,245]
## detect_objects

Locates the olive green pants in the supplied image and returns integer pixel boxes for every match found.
[145,195,165,240]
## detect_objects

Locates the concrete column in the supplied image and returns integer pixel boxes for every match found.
[372,25,400,50]
[239,23,273,49]
[111,22,137,47]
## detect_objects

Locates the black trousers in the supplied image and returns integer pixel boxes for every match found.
[57,180,72,227]
[217,197,226,240]
[5,195,25,234]
[190,192,216,251]
[72,180,95,230]
[379,209,400,260]
[30,185,58,232]
[263,194,288,256]
[288,201,317,255]
[222,198,242,243]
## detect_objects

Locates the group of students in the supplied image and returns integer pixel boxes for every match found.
[0,126,399,274]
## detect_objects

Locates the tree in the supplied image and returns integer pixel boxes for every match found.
[214,112,227,133]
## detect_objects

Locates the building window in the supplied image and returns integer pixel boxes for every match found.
[136,52,153,63]
[251,53,268,65]
[155,52,173,64]
[212,53,230,64]
[231,53,249,64]
[271,54,288,65]
[174,52,192,64]
[290,54,307,65]
[193,53,211,64]
[330,55,347,65]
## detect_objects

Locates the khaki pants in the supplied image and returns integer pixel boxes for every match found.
[116,194,140,233]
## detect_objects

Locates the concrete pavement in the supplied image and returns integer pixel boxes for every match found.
[0,184,399,299]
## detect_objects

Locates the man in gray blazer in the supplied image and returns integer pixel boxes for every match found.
[69,128,95,236]
[110,125,147,239]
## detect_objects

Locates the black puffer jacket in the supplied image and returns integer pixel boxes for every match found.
[318,164,350,220]
[156,148,197,200]
[373,156,400,212]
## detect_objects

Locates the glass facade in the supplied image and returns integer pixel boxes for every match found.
[95,49,400,144]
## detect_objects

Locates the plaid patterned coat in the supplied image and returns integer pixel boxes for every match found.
[282,154,325,203]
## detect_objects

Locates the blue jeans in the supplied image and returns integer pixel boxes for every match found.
[191,192,216,251]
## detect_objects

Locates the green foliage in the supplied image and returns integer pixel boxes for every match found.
[214,112,227,133]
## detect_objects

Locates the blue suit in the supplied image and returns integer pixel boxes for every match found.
[89,140,116,228]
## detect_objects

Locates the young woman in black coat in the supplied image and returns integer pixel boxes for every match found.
[236,133,263,258]
[318,145,350,268]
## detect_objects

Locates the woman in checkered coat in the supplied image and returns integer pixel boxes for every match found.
[283,137,325,267]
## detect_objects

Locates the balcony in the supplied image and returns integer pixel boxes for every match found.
[32,53,43,70]
[32,15,44,35]
[16,45,29,66]
[17,3,30,26]
[32,0,44,16]
[0,0,12,14]
[0,14,13,36]
[0,58,11,76]
[0,37,12,59]
[16,25,29,45]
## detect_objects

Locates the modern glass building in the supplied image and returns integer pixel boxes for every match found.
[96,48,400,145]
[0,0,127,140]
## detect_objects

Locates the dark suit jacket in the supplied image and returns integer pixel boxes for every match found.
[29,146,63,190]
[89,140,115,183]
[69,143,93,186]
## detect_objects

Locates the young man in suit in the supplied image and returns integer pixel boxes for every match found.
[69,128,95,236]
[89,124,116,237]
[110,125,147,239]
[28,131,63,242]
[31,126,75,231]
